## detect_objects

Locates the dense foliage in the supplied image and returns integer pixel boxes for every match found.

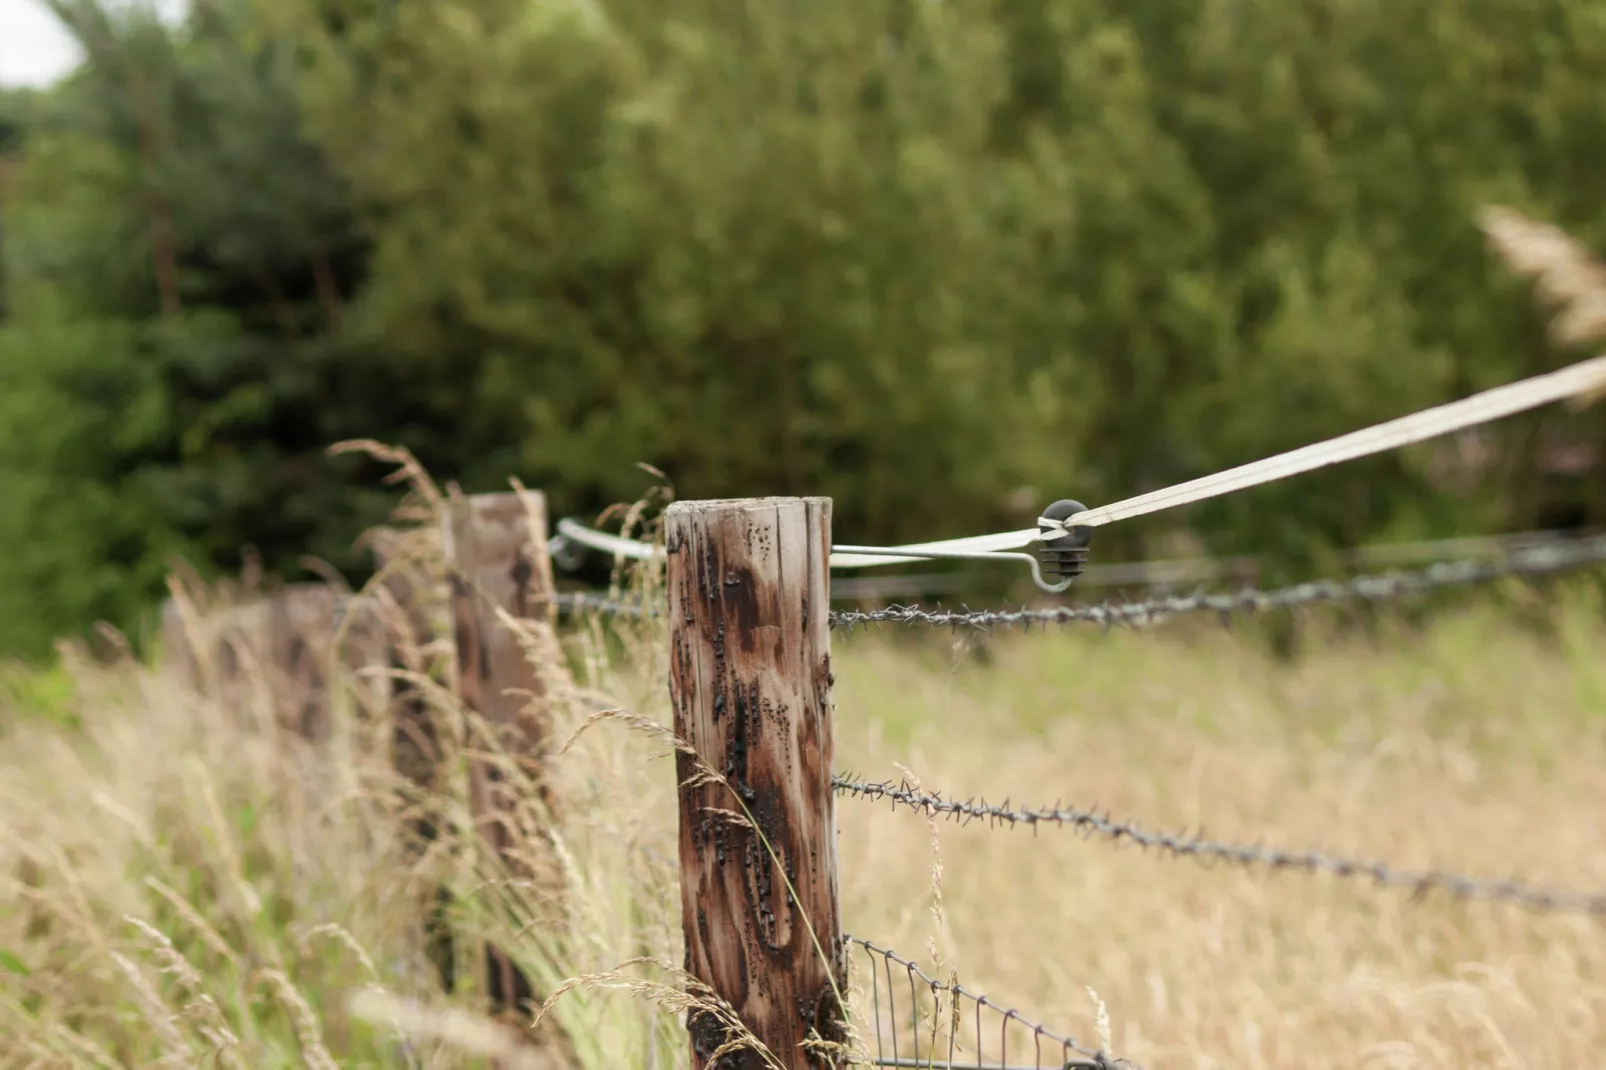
[2,0,1604,656]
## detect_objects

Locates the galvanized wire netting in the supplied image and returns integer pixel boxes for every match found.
[847,936,1126,1070]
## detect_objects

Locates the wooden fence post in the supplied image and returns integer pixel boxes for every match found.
[160,595,199,690]
[362,527,458,994]
[161,581,340,742]
[664,497,846,1070]
[441,490,563,1036]
[262,584,341,742]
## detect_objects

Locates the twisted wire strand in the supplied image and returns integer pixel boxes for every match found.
[329,589,655,625]
[844,935,1130,1070]
[551,591,653,617]
[833,776,1606,917]
[826,534,1606,631]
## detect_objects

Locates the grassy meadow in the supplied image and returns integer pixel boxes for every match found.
[3,575,1606,1069]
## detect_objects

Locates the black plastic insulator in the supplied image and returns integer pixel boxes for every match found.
[1037,499,1093,582]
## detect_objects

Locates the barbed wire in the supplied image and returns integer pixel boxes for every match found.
[826,534,1606,631]
[329,589,656,627]
[845,936,1130,1070]
[833,775,1606,917]
[551,591,653,617]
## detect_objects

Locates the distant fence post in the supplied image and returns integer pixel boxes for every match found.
[160,595,198,689]
[262,584,340,742]
[361,526,458,994]
[161,581,340,742]
[664,497,846,1070]
[441,490,563,1037]
[364,527,447,801]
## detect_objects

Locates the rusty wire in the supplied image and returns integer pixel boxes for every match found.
[845,936,1131,1070]
[826,533,1606,631]
[833,776,1606,917]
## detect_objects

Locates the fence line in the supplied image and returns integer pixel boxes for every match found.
[832,776,1606,917]
[464,530,1606,632]
[553,523,1602,596]
[827,532,1606,631]
[152,341,1606,1065]
[189,527,1606,648]
[158,489,1606,1070]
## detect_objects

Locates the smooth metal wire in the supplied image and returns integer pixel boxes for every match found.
[833,776,1606,917]
[826,533,1606,631]
[845,936,1129,1070]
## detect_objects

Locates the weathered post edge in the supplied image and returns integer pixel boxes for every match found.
[664,497,846,1070]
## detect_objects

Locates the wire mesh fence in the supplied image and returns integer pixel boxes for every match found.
[325,505,1606,1067]
[846,936,1125,1070]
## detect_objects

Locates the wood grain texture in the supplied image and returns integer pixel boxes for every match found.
[665,497,845,1070]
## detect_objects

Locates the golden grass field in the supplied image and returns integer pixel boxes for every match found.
[3,576,1606,1069]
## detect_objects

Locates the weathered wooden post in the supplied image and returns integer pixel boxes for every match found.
[664,497,846,1070]
[261,584,341,741]
[361,527,458,993]
[441,490,563,1035]
[364,527,447,797]
[162,580,340,742]
[160,595,200,690]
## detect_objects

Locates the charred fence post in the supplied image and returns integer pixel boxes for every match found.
[664,497,847,1070]
[441,490,565,1040]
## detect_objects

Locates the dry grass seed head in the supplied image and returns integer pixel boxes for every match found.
[300,923,381,981]
[253,968,339,1070]
[142,877,237,965]
[1479,204,1606,354]
[108,950,192,1061]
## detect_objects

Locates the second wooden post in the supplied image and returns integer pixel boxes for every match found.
[664,497,847,1070]
[442,491,559,1035]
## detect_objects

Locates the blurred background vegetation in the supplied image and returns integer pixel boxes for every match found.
[2,0,1606,659]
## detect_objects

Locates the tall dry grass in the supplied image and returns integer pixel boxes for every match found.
[4,567,1606,1068]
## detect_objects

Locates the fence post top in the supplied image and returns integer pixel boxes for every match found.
[664,496,833,516]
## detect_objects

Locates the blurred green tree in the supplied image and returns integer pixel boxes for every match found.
[0,1,401,656]
[4,0,1606,656]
